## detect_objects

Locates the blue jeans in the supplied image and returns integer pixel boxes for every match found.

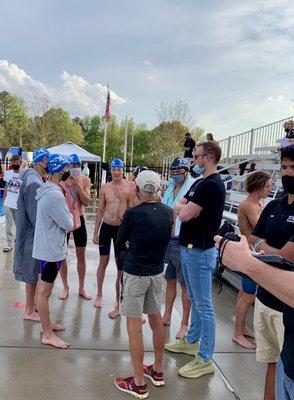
[180,246,217,362]
[276,359,294,400]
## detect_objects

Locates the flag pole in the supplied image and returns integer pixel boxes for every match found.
[102,83,110,162]
[102,118,107,162]
[123,115,128,166]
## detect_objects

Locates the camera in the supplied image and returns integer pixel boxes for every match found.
[222,233,294,272]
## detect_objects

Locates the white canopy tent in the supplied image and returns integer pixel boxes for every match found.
[47,142,101,162]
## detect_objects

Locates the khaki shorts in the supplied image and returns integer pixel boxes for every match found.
[121,272,163,318]
[254,298,284,363]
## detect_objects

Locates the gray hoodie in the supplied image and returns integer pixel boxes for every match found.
[32,181,73,262]
[13,168,44,283]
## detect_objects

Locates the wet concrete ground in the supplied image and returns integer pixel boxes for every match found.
[0,212,265,400]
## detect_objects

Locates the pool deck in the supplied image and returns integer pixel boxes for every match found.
[0,211,265,400]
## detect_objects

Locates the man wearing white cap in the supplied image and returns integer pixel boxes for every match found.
[114,170,173,399]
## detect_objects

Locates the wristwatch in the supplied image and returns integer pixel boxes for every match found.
[253,239,265,252]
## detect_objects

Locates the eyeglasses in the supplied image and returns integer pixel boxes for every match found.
[194,153,208,159]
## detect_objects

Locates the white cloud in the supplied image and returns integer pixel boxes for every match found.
[0,60,126,116]
[139,59,152,68]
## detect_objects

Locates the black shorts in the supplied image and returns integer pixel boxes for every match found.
[99,222,120,257]
[39,260,63,284]
[67,215,87,248]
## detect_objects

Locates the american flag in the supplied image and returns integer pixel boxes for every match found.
[103,85,111,121]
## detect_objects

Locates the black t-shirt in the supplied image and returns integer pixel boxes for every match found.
[285,128,294,139]
[184,138,196,158]
[252,197,294,312]
[116,202,173,276]
[281,305,294,380]
[179,173,226,249]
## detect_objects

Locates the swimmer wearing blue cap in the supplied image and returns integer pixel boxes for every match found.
[58,154,92,301]
[13,148,50,323]
[92,158,136,319]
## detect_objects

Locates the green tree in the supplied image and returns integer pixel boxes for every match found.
[30,108,84,148]
[0,91,30,148]
[83,115,104,156]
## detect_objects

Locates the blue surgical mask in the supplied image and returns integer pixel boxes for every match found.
[70,168,81,177]
[171,174,185,184]
[193,164,205,175]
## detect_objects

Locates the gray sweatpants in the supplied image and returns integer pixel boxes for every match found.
[4,206,17,247]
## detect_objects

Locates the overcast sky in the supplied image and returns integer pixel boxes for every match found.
[0,0,294,139]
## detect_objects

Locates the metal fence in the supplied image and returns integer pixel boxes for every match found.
[218,116,294,160]
[162,116,294,176]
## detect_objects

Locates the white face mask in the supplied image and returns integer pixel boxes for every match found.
[70,168,81,177]
[193,164,205,175]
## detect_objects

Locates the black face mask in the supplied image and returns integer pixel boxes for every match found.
[61,171,70,181]
[282,175,294,195]
[12,164,20,171]
[285,128,290,133]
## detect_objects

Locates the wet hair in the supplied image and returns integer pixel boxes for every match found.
[281,144,294,162]
[245,171,271,193]
[198,141,221,164]
[10,155,22,163]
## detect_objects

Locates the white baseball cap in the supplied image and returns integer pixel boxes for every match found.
[135,170,161,194]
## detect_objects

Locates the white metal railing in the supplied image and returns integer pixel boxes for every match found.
[219,116,294,160]
[162,115,293,177]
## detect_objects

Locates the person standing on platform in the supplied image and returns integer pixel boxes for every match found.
[183,132,195,164]
[165,142,226,379]
[3,155,22,252]
[233,171,271,349]
[58,154,92,301]
[13,148,50,321]
[114,170,173,399]
[93,158,135,318]
[161,157,194,339]
[248,145,294,400]
[33,154,73,349]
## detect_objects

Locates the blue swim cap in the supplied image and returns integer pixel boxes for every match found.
[33,148,50,164]
[47,154,69,174]
[69,153,81,165]
[110,158,124,169]
[170,157,189,171]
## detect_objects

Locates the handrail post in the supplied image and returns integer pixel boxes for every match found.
[249,128,255,154]
[227,136,231,161]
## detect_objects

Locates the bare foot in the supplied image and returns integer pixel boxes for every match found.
[233,334,255,350]
[93,296,102,309]
[24,311,41,322]
[41,322,66,333]
[243,327,255,339]
[58,288,69,300]
[176,324,188,339]
[108,307,120,319]
[79,289,92,300]
[162,315,171,326]
[42,333,70,349]
[50,321,66,331]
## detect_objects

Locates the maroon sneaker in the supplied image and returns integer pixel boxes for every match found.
[143,365,165,387]
[114,376,149,399]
